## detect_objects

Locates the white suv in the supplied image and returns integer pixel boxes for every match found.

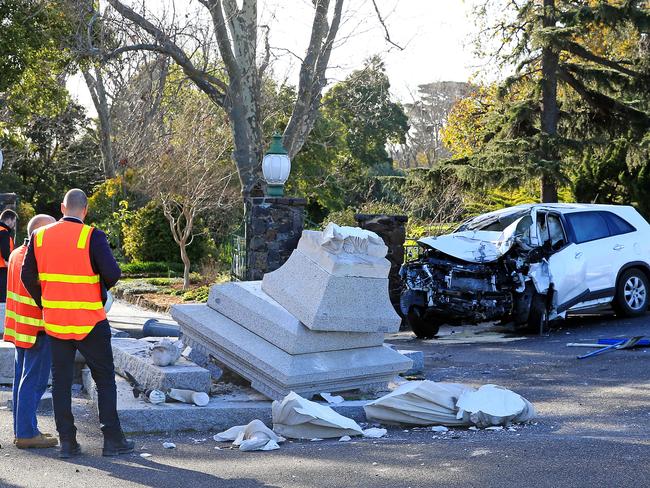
[400,203,650,338]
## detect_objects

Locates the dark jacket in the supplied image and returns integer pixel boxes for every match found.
[0,221,13,302]
[21,217,121,314]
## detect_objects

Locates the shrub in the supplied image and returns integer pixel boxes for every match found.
[122,201,211,264]
[120,261,184,277]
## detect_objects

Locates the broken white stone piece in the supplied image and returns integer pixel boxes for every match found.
[320,392,344,404]
[162,442,176,449]
[140,453,152,458]
[272,391,363,439]
[339,436,352,442]
[320,223,386,257]
[168,388,209,407]
[362,428,387,439]
[151,339,182,367]
[431,426,449,433]
[456,384,536,428]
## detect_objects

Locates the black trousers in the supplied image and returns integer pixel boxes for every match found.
[49,320,122,441]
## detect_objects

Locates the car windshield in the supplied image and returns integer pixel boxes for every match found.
[456,208,531,233]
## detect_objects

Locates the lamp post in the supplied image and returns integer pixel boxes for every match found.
[262,134,291,197]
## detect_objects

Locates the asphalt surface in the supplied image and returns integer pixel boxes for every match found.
[1,311,649,488]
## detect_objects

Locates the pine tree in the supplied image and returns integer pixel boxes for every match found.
[468,0,650,202]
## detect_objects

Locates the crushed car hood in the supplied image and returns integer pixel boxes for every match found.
[418,219,525,263]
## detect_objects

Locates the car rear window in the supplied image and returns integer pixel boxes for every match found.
[565,212,610,243]
[603,212,636,236]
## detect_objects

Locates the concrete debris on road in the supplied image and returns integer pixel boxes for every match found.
[272,391,363,439]
[362,428,387,438]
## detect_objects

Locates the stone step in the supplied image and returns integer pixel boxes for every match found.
[208,281,385,355]
[0,389,53,413]
[172,304,412,401]
[0,341,15,384]
[261,249,401,333]
[111,338,211,394]
[82,370,369,434]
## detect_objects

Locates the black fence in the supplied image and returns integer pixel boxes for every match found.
[229,235,247,281]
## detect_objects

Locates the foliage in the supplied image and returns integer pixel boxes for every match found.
[121,201,212,265]
[119,261,184,277]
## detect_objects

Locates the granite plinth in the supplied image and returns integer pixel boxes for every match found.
[172,304,411,400]
[2,390,52,413]
[208,281,384,354]
[111,338,211,394]
[262,250,401,333]
[82,369,369,434]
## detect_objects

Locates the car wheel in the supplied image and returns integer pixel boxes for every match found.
[405,306,441,339]
[524,293,548,334]
[614,268,649,317]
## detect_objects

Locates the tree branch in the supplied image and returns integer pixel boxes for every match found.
[370,0,404,51]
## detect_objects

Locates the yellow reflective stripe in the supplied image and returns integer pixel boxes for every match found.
[44,323,94,335]
[38,273,100,284]
[7,291,37,307]
[41,298,103,310]
[77,225,92,249]
[3,327,38,344]
[35,228,45,248]
[5,310,43,327]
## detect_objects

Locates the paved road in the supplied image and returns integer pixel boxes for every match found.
[1,311,649,488]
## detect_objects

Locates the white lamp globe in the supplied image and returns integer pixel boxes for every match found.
[262,134,291,197]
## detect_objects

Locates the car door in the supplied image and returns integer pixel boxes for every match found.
[546,242,589,312]
[601,211,639,287]
[563,211,614,295]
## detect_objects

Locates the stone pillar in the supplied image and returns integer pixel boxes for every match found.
[0,193,18,212]
[355,213,408,319]
[246,197,306,281]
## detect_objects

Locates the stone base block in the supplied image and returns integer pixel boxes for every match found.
[111,338,211,394]
[261,250,401,333]
[1,341,14,384]
[1,389,53,413]
[83,370,369,434]
[397,350,424,375]
[172,304,411,400]
[208,281,385,354]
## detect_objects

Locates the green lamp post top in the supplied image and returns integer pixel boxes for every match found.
[266,133,288,155]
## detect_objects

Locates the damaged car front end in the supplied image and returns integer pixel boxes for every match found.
[400,204,600,338]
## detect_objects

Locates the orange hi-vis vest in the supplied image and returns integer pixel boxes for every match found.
[0,227,15,268]
[3,245,44,348]
[33,220,106,340]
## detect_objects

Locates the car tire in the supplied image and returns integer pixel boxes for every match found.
[613,268,649,318]
[524,293,548,334]
[405,306,441,339]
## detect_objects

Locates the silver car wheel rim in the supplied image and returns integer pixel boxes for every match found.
[624,276,647,311]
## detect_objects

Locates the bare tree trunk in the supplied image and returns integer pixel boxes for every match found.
[82,66,116,179]
[179,239,191,290]
[540,0,559,203]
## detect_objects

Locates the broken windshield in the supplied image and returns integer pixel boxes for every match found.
[456,207,531,233]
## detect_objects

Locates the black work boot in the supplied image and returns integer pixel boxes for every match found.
[59,439,81,459]
[102,434,135,457]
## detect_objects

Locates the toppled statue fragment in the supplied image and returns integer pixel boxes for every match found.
[364,380,535,428]
[272,391,363,439]
[214,419,285,452]
[150,339,183,367]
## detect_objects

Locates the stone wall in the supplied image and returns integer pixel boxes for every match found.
[355,214,408,320]
[245,197,306,281]
[0,193,17,212]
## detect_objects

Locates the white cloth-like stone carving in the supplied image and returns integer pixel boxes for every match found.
[150,339,182,367]
[321,223,386,257]
[272,391,363,439]
[364,381,536,427]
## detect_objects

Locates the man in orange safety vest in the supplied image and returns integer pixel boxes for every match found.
[21,189,134,458]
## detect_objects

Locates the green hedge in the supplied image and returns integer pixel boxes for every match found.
[120,261,184,277]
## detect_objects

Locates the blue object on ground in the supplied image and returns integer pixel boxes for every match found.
[142,319,180,337]
[598,338,650,346]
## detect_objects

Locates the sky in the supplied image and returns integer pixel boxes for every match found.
[68,0,483,116]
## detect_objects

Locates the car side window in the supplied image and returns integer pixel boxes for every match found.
[565,212,610,243]
[603,212,636,236]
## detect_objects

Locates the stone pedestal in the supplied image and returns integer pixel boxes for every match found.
[172,223,411,400]
[355,214,408,319]
[0,193,18,212]
[245,197,306,281]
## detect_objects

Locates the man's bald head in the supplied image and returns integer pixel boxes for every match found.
[61,189,89,221]
[27,214,56,236]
